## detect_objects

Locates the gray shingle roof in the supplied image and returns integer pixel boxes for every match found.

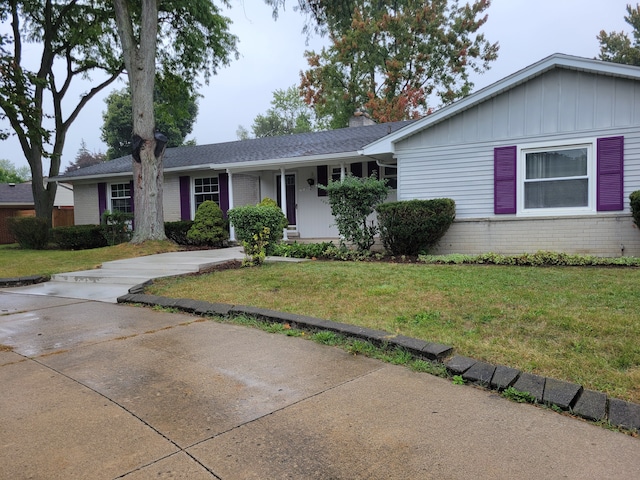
[58,120,415,180]
[0,183,33,205]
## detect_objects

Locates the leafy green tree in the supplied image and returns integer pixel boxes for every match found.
[111,0,237,243]
[239,85,323,139]
[252,85,321,137]
[0,1,123,227]
[0,159,30,183]
[64,140,106,173]
[0,0,236,236]
[598,4,640,66]
[297,0,499,128]
[321,174,389,251]
[101,70,200,159]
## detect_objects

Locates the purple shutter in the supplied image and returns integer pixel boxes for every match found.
[494,146,517,214]
[317,165,328,197]
[597,136,624,211]
[367,161,380,179]
[350,162,363,177]
[98,182,107,221]
[219,173,229,217]
[179,176,191,220]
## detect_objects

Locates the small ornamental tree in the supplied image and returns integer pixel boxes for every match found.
[187,201,228,247]
[320,174,389,251]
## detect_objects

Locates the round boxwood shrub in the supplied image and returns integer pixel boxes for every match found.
[187,201,229,247]
[376,199,456,256]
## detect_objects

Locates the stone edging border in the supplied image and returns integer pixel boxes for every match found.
[0,275,49,287]
[118,291,640,434]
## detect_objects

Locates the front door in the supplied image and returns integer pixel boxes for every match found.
[276,174,297,227]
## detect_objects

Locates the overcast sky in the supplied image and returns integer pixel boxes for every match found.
[0,0,636,172]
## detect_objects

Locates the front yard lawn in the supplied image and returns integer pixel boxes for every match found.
[147,260,640,404]
[0,241,180,278]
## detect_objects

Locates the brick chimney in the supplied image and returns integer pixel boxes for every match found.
[349,110,376,127]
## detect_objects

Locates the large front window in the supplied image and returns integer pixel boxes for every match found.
[110,183,132,213]
[194,177,219,210]
[520,143,593,214]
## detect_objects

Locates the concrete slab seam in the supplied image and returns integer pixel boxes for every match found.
[117,293,640,434]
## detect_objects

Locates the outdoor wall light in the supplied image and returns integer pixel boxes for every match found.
[307,177,315,186]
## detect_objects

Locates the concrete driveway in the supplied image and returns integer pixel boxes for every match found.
[1,292,639,479]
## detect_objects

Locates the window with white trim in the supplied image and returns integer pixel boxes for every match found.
[110,183,132,213]
[194,177,219,211]
[331,167,342,182]
[518,142,594,214]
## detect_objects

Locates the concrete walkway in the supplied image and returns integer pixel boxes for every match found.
[4,247,249,303]
[1,292,639,479]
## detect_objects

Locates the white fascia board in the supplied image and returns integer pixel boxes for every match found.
[361,53,640,157]
[53,172,132,183]
[194,151,361,173]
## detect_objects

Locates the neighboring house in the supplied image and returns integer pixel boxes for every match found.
[0,181,74,244]
[56,54,640,256]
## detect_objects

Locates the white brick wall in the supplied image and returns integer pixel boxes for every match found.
[431,214,640,257]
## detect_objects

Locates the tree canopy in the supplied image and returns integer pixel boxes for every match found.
[598,4,640,66]
[101,70,200,159]
[240,85,323,139]
[296,0,499,128]
[0,159,30,183]
[64,140,106,174]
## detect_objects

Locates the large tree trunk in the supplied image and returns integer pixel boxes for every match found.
[113,0,166,243]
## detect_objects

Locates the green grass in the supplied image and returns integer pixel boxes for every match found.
[146,260,640,404]
[0,241,180,278]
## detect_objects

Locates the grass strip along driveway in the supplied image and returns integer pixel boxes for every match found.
[147,260,640,405]
[0,241,180,278]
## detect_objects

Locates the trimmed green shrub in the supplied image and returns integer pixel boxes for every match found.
[187,201,228,247]
[271,241,335,259]
[227,203,288,255]
[630,190,640,229]
[7,216,49,249]
[101,210,133,246]
[376,199,456,255]
[321,174,389,252]
[52,225,108,250]
[258,197,288,231]
[418,251,640,267]
[165,220,194,245]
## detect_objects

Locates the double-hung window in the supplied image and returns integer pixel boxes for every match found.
[194,177,219,211]
[518,141,594,215]
[110,183,132,213]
